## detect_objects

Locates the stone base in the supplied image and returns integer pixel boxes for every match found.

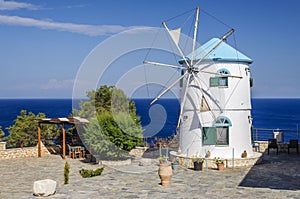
[169,151,263,169]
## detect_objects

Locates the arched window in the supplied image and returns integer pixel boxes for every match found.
[213,116,232,127]
[217,68,230,75]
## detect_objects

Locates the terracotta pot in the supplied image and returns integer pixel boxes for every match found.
[242,150,247,158]
[217,163,224,171]
[158,163,172,186]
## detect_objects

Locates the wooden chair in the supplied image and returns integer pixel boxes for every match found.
[288,139,299,154]
[268,139,278,155]
[80,146,86,158]
[68,144,75,158]
[74,146,82,158]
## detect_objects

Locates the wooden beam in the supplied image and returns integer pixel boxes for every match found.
[38,124,41,157]
[62,124,66,159]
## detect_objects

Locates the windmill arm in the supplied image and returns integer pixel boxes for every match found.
[143,61,186,70]
[150,71,188,105]
[176,73,191,129]
[201,70,242,79]
[195,29,235,66]
[191,6,200,66]
[191,72,216,120]
[162,22,190,67]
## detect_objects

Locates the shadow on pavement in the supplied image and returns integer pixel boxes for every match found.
[239,152,300,190]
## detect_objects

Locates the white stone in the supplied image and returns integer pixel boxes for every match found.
[33,179,56,197]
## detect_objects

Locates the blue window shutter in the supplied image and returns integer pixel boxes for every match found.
[203,127,217,145]
[210,77,219,87]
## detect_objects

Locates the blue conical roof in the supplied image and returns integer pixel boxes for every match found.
[181,38,253,64]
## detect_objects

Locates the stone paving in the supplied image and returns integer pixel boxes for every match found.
[0,151,299,199]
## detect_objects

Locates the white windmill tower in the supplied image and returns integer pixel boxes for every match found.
[144,7,253,159]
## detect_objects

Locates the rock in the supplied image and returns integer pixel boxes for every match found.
[33,179,56,197]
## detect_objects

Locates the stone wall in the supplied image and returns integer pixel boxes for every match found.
[0,142,50,160]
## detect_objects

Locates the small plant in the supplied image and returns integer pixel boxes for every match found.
[64,161,70,184]
[192,156,204,163]
[79,168,104,178]
[214,157,224,165]
[158,155,169,164]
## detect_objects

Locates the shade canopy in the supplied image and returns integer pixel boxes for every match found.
[37,117,89,159]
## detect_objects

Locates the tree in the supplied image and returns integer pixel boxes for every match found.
[83,117,127,160]
[79,85,143,160]
[75,85,140,121]
[6,110,59,148]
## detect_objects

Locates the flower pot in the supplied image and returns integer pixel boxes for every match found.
[171,162,179,170]
[217,163,224,171]
[193,161,203,171]
[158,163,172,186]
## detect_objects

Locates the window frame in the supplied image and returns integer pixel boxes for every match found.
[209,68,230,88]
[202,116,232,146]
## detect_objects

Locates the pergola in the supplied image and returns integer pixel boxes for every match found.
[37,117,89,159]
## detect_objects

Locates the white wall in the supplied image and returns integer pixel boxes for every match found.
[179,61,253,158]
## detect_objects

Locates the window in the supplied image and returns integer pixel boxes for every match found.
[203,127,229,145]
[210,77,228,87]
[209,68,230,87]
[202,116,231,145]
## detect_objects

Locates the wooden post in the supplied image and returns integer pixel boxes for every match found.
[62,124,66,159]
[38,123,41,157]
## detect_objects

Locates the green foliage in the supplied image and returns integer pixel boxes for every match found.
[6,110,59,148]
[0,126,4,139]
[214,157,225,165]
[64,161,70,184]
[79,167,104,178]
[78,85,143,160]
[83,117,128,160]
[192,157,204,163]
[74,85,141,121]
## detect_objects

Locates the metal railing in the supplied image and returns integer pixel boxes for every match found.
[253,128,299,143]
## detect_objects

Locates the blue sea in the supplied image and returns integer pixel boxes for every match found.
[0,98,299,142]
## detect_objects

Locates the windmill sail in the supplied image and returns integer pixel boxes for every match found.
[200,95,210,112]
[169,28,181,46]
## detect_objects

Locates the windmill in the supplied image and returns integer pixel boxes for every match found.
[144,7,254,159]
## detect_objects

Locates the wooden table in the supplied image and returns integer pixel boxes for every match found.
[70,146,85,159]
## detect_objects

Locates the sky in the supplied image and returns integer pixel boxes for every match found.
[0,0,300,98]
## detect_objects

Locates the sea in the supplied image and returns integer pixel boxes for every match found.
[0,98,299,142]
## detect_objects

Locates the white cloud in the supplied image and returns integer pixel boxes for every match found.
[41,79,74,90]
[0,0,40,10]
[0,15,139,36]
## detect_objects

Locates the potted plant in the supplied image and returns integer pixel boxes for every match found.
[171,157,180,170]
[158,155,168,164]
[214,157,225,171]
[158,155,172,186]
[192,156,204,171]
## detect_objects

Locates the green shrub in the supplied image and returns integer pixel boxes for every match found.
[79,168,104,178]
[64,161,70,184]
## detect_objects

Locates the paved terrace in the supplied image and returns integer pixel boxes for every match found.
[0,150,299,199]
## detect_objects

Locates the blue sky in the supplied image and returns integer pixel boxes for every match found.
[0,0,300,98]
